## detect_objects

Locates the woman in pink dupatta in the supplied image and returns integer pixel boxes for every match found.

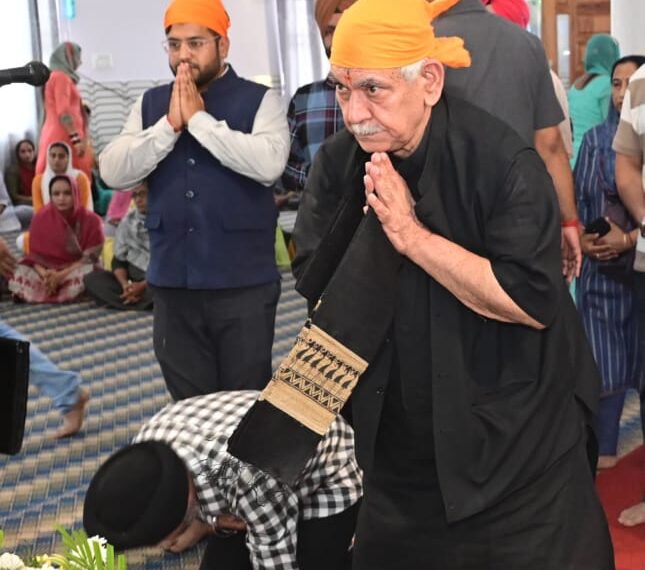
[10,174,104,303]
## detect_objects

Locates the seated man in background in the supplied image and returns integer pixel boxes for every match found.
[0,237,89,439]
[84,182,152,310]
[83,390,361,570]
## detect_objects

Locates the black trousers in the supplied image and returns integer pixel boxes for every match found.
[199,502,359,570]
[151,281,281,400]
[84,266,153,311]
[353,438,614,570]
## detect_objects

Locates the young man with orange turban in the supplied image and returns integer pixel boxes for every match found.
[277,0,356,207]
[290,0,614,567]
[99,0,289,400]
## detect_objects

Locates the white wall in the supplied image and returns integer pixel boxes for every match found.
[0,0,38,169]
[58,0,281,85]
[611,0,645,57]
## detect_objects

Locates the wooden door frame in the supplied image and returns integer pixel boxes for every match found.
[542,0,612,82]
[543,0,558,71]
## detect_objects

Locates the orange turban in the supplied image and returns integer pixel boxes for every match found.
[314,0,354,36]
[330,0,471,69]
[164,0,230,38]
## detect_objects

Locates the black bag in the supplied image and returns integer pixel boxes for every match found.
[0,336,30,455]
[597,159,636,279]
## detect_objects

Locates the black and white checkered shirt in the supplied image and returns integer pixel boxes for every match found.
[133,390,362,570]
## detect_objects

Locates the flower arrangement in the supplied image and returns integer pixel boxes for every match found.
[0,528,127,570]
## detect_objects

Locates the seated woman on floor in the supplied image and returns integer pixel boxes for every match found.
[84,182,152,310]
[32,141,93,212]
[9,174,103,303]
[4,139,36,228]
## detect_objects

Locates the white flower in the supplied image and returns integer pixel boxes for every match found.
[68,535,108,568]
[0,552,25,570]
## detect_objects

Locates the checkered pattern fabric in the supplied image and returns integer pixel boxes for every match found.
[134,390,362,570]
[278,77,344,194]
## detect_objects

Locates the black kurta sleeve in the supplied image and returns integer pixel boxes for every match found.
[486,149,562,327]
[291,143,344,282]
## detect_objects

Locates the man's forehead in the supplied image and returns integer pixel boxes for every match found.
[330,66,402,86]
[167,22,213,37]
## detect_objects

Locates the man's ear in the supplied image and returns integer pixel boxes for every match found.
[218,35,231,59]
[421,59,445,107]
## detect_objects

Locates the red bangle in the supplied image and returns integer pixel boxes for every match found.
[561,219,579,228]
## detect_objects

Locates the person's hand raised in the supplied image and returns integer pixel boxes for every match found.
[364,152,423,256]
[178,63,205,124]
[167,74,183,132]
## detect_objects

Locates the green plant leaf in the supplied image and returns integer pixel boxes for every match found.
[106,544,115,570]
[49,526,127,570]
[92,541,105,570]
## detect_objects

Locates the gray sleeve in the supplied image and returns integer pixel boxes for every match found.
[529,36,565,130]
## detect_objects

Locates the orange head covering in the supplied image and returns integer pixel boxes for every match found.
[315,0,355,36]
[164,0,230,38]
[330,0,471,69]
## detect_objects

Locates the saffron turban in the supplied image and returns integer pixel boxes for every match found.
[486,0,530,28]
[164,0,230,38]
[330,0,471,69]
[314,0,354,35]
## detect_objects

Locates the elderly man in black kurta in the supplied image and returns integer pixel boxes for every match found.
[288,0,614,568]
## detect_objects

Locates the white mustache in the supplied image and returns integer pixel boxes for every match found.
[350,123,382,136]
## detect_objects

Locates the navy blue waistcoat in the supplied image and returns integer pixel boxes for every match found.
[141,67,279,289]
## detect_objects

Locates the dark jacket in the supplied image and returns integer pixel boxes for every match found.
[141,68,279,289]
[293,96,601,522]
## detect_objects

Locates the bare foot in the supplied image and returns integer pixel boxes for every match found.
[164,519,213,553]
[597,455,618,469]
[618,502,645,527]
[53,388,89,439]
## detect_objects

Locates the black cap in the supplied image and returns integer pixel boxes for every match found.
[83,441,190,549]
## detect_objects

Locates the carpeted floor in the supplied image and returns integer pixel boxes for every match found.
[0,229,308,568]
[1,228,643,568]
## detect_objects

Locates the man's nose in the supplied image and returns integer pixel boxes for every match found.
[619,85,628,100]
[344,93,370,125]
[177,41,193,61]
